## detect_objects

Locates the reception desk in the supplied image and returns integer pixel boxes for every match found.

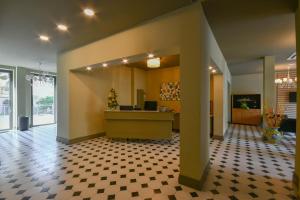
[104,110,174,140]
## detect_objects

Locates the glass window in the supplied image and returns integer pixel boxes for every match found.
[0,70,12,130]
[32,75,56,126]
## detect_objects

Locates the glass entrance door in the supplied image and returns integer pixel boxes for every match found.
[32,75,56,126]
[0,70,13,131]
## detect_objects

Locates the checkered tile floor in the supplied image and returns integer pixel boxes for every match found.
[0,124,296,200]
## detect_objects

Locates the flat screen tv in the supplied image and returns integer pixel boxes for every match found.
[289,92,297,103]
[144,101,157,111]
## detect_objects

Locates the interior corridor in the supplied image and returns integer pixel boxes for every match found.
[0,125,296,200]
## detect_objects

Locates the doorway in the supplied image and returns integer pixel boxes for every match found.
[31,75,56,126]
[0,70,13,131]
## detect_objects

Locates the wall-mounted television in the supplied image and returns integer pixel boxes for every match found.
[289,92,297,103]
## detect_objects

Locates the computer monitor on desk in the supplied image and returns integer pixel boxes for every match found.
[119,105,134,111]
[144,101,157,111]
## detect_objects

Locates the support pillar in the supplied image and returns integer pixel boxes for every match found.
[263,56,276,111]
[179,4,210,190]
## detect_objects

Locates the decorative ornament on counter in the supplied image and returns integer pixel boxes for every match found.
[107,88,119,110]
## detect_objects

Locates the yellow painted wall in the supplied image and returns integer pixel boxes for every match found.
[213,75,224,137]
[146,67,180,112]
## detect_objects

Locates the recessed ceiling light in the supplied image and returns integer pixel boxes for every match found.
[86,66,92,71]
[122,58,129,64]
[148,53,154,58]
[102,63,108,67]
[212,69,217,73]
[209,66,213,70]
[84,8,95,17]
[57,24,68,31]
[39,35,49,41]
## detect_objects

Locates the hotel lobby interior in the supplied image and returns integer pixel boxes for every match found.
[0,0,300,199]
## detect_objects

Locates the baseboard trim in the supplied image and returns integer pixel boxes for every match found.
[56,132,105,145]
[178,162,210,190]
[212,129,229,141]
[212,135,225,140]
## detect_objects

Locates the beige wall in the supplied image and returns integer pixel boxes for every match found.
[295,0,300,197]
[232,73,264,113]
[133,68,147,105]
[213,75,224,137]
[69,66,131,139]
[58,2,230,189]
[232,73,263,95]
[146,67,180,112]
[212,74,230,137]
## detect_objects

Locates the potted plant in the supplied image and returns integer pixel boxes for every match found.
[107,88,119,110]
[263,108,284,144]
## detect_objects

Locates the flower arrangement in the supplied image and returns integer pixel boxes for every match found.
[107,88,119,110]
[263,107,284,144]
[264,108,283,128]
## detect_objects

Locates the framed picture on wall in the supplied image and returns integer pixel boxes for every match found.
[160,81,180,101]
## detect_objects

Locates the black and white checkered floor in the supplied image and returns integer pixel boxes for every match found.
[0,124,296,200]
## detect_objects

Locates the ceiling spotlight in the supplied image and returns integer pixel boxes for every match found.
[212,69,217,73]
[86,66,92,71]
[39,35,49,41]
[122,58,129,64]
[148,53,155,58]
[57,24,68,31]
[84,8,95,17]
[209,66,213,70]
[102,63,108,67]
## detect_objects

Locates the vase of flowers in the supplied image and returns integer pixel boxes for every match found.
[263,108,283,144]
[107,88,119,110]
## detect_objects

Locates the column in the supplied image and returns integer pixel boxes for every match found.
[263,56,276,111]
[179,3,210,190]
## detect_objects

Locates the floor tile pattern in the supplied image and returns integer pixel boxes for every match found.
[0,124,296,200]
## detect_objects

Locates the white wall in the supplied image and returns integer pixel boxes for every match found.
[232,73,263,95]
[232,73,263,113]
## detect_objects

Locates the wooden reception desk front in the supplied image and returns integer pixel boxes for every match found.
[104,110,174,140]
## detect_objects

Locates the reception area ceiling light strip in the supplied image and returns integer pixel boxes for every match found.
[147,58,160,68]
